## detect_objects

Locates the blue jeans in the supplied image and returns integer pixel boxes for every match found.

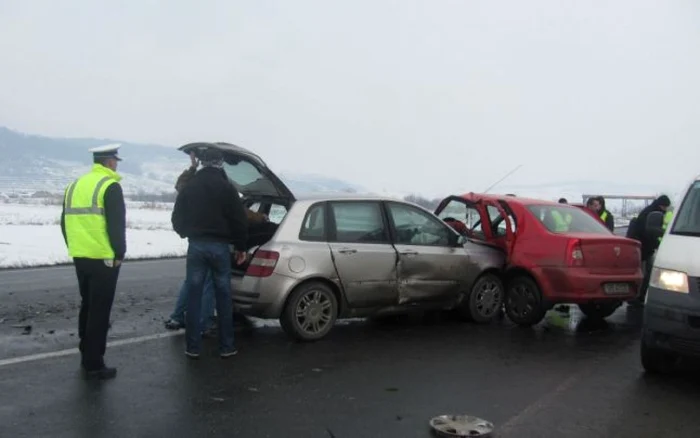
[170,271,216,331]
[185,240,235,355]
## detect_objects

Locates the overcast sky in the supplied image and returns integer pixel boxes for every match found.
[1,0,699,197]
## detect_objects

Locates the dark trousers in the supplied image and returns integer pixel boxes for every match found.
[74,258,121,370]
[185,240,234,354]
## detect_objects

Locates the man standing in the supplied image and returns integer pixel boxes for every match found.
[628,195,672,305]
[61,144,126,380]
[586,196,615,232]
[172,148,248,359]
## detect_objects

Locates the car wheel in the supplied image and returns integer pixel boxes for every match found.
[280,281,338,342]
[641,338,678,375]
[578,301,621,320]
[460,273,504,323]
[505,276,546,326]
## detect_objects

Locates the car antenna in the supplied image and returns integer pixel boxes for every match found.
[483,164,523,194]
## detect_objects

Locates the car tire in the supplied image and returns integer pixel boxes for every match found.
[578,301,621,320]
[640,338,678,375]
[280,281,338,342]
[505,276,546,327]
[459,273,504,323]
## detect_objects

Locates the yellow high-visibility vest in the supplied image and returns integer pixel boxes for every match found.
[63,164,121,259]
[658,210,673,243]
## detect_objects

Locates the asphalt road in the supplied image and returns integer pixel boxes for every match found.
[1,258,700,438]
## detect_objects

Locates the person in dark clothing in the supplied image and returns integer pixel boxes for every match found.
[172,148,248,359]
[630,195,671,260]
[628,195,672,305]
[60,144,126,380]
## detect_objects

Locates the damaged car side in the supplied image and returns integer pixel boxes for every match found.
[231,195,506,341]
[434,193,643,327]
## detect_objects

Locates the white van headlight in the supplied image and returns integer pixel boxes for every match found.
[650,267,689,293]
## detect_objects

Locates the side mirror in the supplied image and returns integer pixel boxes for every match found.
[450,233,467,246]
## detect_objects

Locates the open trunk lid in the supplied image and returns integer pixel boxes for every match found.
[178,142,295,202]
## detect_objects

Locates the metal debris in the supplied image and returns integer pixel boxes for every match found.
[429,415,494,437]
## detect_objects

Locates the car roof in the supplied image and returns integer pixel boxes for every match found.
[457,192,563,207]
[295,193,403,202]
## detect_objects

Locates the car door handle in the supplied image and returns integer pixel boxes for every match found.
[338,248,357,254]
[400,250,419,256]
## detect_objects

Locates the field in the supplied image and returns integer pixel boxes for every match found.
[0,201,186,268]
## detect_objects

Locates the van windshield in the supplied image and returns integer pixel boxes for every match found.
[671,181,700,237]
[527,205,611,234]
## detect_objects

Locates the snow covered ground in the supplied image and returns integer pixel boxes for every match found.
[0,202,186,268]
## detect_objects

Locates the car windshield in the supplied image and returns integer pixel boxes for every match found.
[526,204,611,234]
[671,181,700,237]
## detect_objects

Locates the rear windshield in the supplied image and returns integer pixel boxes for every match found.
[526,205,611,234]
[222,157,282,196]
[671,181,700,237]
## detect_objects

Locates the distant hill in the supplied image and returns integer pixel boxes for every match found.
[0,126,364,197]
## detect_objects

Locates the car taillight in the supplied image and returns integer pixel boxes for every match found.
[566,239,584,267]
[246,250,280,277]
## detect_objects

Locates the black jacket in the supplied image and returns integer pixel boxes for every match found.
[171,166,248,249]
[630,200,666,261]
[61,183,127,260]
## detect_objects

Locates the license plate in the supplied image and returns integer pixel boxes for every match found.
[604,283,630,295]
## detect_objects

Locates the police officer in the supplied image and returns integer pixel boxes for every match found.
[60,144,126,380]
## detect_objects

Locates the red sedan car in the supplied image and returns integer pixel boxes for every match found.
[435,193,643,326]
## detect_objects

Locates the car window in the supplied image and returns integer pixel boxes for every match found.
[671,181,700,236]
[487,205,517,237]
[388,202,453,246]
[299,203,326,241]
[436,199,484,238]
[527,205,610,234]
[330,202,389,243]
[248,202,288,224]
[268,204,288,224]
[222,159,282,196]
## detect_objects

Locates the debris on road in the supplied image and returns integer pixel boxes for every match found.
[247,387,259,393]
[210,397,225,402]
[10,324,33,335]
[429,415,494,437]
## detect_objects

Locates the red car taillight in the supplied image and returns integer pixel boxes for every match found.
[245,250,280,277]
[566,239,584,267]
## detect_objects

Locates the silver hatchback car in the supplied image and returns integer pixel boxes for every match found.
[178,143,506,342]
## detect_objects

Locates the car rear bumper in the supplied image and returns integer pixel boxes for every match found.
[231,273,298,319]
[535,267,642,302]
[642,285,700,357]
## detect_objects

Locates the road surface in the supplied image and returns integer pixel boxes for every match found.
[1,258,699,438]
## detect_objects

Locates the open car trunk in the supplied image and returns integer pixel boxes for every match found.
[177,142,295,276]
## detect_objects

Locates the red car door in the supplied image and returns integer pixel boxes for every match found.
[480,199,516,259]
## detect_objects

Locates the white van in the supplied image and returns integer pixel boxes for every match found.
[641,174,700,373]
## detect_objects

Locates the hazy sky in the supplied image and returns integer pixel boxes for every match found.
[1,0,699,197]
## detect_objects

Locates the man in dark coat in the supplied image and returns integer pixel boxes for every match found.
[629,195,672,262]
[172,148,249,359]
[628,195,672,305]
